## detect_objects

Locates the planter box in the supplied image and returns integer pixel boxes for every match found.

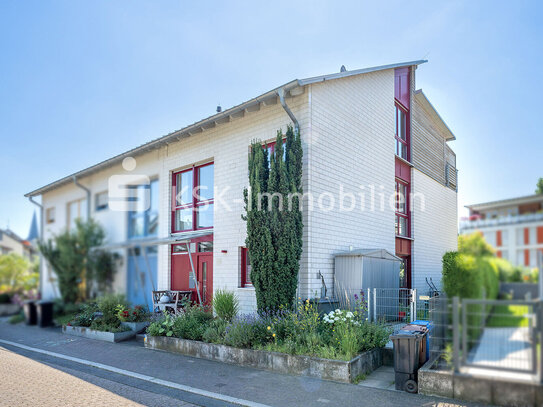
[121,321,149,333]
[0,304,21,316]
[145,335,382,383]
[62,325,136,343]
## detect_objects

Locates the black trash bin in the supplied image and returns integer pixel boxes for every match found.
[23,300,37,325]
[390,324,428,393]
[36,300,54,327]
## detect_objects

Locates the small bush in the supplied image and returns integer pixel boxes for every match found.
[0,293,11,304]
[71,302,98,327]
[9,312,24,324]
[147,314,175,337]
[172,305,213,340]
[203,319,229,343]
[213,289,239,321]
[224,314,271,348]
[97,294,127,326]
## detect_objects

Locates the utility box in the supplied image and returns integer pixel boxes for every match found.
[334,249,401,309]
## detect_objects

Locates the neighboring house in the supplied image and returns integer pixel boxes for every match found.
[25,60,458,312]
[460,194,543,267]
[0,228,36,260]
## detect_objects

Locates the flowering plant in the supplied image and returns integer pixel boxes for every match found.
[322,309,360,326]
[116,304,148,322]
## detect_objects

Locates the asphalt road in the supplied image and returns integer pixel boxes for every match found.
[0,319,489,407]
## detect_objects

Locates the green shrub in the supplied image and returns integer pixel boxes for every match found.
[71,302,98,327]
[212,289,239,321]
[0,293,10,303]
[442,252,483,299]
[458,232,495,257]
[9,312,24,324]
[172,306,213,341]
[224,314,272,348]
[357,322,391,352]
[202,319,229,343]
[146,314,175,337]
[479,257,499,300]
[97,294,127,326]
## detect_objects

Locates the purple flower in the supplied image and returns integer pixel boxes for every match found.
[354,294,359,300]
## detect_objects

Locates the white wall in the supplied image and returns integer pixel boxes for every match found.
[411,168,458,292]
[306,69,397,296]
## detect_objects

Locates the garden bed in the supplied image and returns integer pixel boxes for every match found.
[121,321,149,333]
[0,303,21,316]
[63,325,135,343]
[145,335,383,383]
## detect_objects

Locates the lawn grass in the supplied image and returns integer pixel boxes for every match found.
[486,304,531,328]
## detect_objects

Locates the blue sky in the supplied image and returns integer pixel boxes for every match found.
[0,1,541,238]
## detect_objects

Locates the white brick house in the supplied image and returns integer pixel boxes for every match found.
[26,60,458,312]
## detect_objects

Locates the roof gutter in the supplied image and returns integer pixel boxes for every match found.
[277,87,300,134]
[72,176,91,220]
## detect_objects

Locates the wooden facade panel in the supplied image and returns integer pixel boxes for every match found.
[412,96,456,190]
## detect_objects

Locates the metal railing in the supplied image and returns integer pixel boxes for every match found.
[426,296,542,381]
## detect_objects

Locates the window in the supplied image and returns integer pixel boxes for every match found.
[46,207,55,224]
[67,199,87,230]
[95,191,108,211]
[129,179,159,238]
[395,105,409,161]
[395,180,409,237]
[241,247,252,287]
[172,163,214,233]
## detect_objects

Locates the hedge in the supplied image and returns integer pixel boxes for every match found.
[442,252,500,342]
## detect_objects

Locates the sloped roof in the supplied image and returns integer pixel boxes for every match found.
[25,60,427,198]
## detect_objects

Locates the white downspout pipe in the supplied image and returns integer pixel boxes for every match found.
[72,176,91,220]
[277,87,300,135]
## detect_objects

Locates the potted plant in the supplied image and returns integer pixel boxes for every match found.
[117,304,150,333]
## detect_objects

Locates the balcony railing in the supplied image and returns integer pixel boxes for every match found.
[460,211,543,231]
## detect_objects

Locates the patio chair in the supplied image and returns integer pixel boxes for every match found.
[151,290,192,315]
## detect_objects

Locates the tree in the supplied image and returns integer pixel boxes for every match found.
[38,218,117,303]
[0,253,39,295]
[243,125,304,312]
[458,232,495,257]
[536,177,543,194]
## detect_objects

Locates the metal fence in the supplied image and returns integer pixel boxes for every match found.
[425,295,542,380]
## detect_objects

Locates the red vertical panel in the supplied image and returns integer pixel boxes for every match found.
[537,227,543,244]
[394,67,410,108]
[524,249,530,266]
[496,250,502,258]
[524,228,530,245]
[496,230,502,247]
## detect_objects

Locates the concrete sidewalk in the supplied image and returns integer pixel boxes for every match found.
[0,320,488,407]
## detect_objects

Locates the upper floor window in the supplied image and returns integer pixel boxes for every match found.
[172,163,214,233]
[395,180,409,237]
[95,191,108,212]
[129,179,159,238]
[46,207,55,224]
[395,105,409,161]
[67,198,87,230]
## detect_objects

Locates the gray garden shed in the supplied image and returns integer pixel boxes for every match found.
[334,249,401,304]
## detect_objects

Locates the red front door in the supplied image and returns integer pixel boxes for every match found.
[197,254,212,306]
[171,237,213,305]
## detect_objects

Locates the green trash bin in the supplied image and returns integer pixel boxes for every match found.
[390,324,428,393]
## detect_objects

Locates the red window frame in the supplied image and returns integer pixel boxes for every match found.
[395,179,410,238]
[240,247,252,287]
[395,103,410,162]
[171,162,214,233]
